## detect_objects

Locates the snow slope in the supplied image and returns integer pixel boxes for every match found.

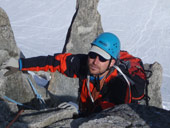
[0,0,170,110]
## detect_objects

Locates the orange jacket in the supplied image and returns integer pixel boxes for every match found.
[20,53,145,115]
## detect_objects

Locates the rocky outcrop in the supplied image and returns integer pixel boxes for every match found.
[0,7,19,58]
[0,7,31,103]
[144,62,163,108]
[72,104,170,128]
[63,0,103,54]
[1,103,170,128]
[0,7,17,67]
[0,8,52,106]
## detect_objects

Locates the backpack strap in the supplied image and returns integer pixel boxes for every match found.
[87,75,94,103]
[113,65,131,103]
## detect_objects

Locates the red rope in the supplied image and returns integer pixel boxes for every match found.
[6,109,24,128]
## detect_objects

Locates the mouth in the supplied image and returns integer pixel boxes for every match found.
[89,64,99,71]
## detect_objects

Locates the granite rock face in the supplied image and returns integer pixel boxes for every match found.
[63,0,103,54]
[144,62,163,108]
[72,104,170,128]
[0,7,33,103]
[0,7,19,57]
[3,104,169,128]
[0,8,51,108]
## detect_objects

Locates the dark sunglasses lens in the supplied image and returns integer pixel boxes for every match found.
[99,56,107,62]
[88,52,107,62]
[88,52,97,59]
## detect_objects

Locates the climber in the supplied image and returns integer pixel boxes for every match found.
[3,32,146,116]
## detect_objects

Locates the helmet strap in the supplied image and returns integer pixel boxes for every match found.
[107,57,113,70]
[95,75,100,91]
[97,56,113,76]
[93,58,113,92]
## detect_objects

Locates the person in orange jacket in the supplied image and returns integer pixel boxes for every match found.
[3,32,146,116]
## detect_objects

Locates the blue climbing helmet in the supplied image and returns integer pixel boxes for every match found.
[91,32,120,60]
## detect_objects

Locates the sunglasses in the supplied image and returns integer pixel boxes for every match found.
[88,52,108,62]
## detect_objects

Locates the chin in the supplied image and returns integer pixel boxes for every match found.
[89,70,100,75]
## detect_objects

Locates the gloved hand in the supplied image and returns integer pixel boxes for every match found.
[1,58,20,76]
[58,102,78,115]
[58,102,78,110]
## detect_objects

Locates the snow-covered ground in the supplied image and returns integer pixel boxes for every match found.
[0,0,170,110]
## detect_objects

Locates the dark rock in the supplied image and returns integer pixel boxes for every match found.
[72,104,170,128]
[0,101,18,122]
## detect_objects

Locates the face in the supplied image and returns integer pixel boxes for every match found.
[88,52,115,76]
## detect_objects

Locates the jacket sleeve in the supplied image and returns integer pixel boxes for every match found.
[20,53,88,78]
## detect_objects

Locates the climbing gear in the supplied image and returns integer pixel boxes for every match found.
[87,75,94,103]
[91,32,120,60]
[27,77,46,109]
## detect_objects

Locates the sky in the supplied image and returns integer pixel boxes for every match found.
[0,0,170,110]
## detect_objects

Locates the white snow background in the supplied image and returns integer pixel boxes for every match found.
[0,0,170,110]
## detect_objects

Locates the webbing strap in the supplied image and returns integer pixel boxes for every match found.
[3,96,23,106]
[3,96,33,109]
[87,75,94,103]
[113,65,131,103]
[27,77,46,109]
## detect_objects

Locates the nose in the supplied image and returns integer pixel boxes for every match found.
[93,56,100,64]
